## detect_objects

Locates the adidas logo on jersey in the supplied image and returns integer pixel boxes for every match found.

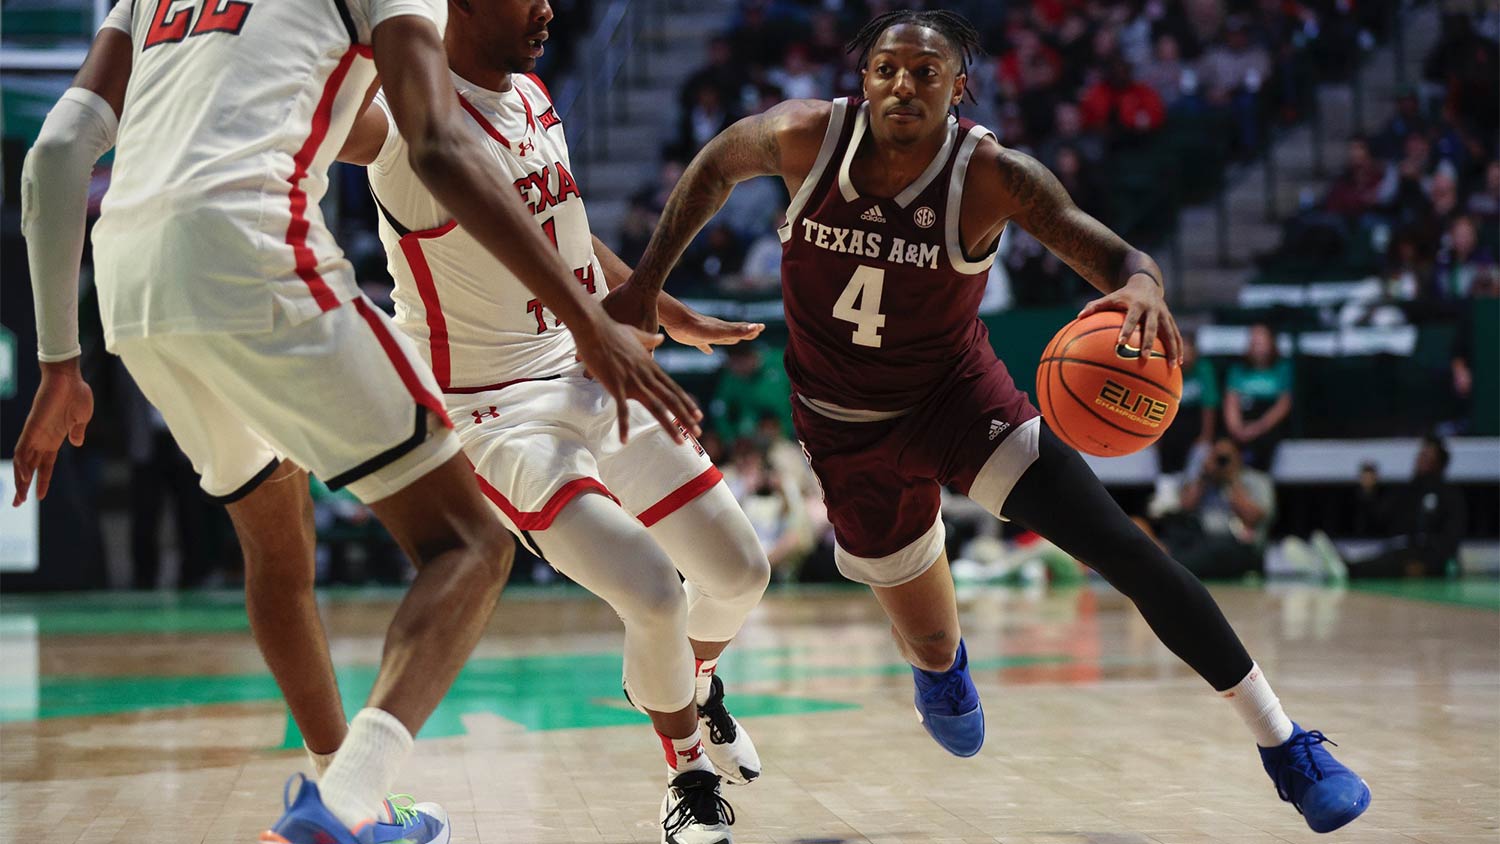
[988,420,1010,440]
[860,204,886,224]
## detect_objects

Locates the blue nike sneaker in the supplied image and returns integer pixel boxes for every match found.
[1259,723,1371,833]
[259,774,450,844]
[911,638,984,757]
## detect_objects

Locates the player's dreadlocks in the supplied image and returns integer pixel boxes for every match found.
[845,9,984,110]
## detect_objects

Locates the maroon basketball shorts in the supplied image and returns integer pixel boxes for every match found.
[791,362,1042,588]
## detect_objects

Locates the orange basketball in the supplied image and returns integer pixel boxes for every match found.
[1037,311,1182,457]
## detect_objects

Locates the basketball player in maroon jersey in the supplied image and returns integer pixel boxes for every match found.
[606,9,1369,834]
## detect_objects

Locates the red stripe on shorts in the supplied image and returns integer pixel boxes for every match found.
[397,220,459,389]
[475,474,619,531]
[352,298,450,427]
[285,47,367,311]
[637,466,723,527]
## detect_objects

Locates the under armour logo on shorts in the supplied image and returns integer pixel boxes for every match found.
[472,406,500,424]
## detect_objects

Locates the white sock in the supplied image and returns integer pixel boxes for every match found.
[659,727,715,781]
[319,708,414,830]
[1223,663,1295,748]
[305,744,338,778]
[693,658,718,708]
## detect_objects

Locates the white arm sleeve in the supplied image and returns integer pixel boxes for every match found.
[20,88,119,362]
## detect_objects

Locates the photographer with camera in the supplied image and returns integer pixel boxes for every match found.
[1162,438,1279,580]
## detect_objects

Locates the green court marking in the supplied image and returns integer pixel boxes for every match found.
[1349,578,1500,611]
[0,638,1073,747]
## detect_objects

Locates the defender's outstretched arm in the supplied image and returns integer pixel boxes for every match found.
[13,27,132,505]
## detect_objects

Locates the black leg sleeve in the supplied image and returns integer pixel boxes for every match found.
[1001,424,1255,691]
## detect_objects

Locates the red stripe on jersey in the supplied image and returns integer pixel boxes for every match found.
[457,93,510,148]
[475,474,619,531]
[352,297,450,425]
[637,465,723,527]
[524,73,552,104]
[397,220,459,389]
[285,47,366,311]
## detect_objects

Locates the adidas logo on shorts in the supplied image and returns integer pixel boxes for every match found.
[860,204,886,224]
[988,419,1010,440]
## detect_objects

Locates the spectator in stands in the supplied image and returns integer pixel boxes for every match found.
[737,225,783,294]
[1380,227,1434,301]
[1137,32,1191,111]
[1164,437,1278,580]
[1325,136,1396,218]
[1080,57,1167,143]
[1423,13,1499,144]
[728,0,795,70]
[677,81,733,159]
[681,37,743,120]
[1433,215,1499,300]
[1373,89,1429,160]
[1465,160,1500,232]
[1342,437,1467,578]
[1198,15,1271,156]
[804,11,844,67]
[1053,145,1106,220]
[1223,323,1293,470]
[768,44,826,102]
[677,223,746,293]
[710,344,792,442]
[1156,332,1220,476]
[617,159,685,265]
[1038,101,1106,171]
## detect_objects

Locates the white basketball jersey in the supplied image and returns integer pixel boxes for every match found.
[368,72,602,390]
[92,0,445,345]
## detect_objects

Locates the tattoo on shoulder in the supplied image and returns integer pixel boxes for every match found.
[994,148,1124,284]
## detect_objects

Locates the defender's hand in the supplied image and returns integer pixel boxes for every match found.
[574,317,701,444]
[601,278,660,336]
[666,312,765,354]
[13,360,93,506]
[1078,275,1183,366]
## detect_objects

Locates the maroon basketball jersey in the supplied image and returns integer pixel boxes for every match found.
[779,97,1001,412]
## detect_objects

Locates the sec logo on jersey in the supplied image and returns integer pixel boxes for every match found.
[913,206,936,229]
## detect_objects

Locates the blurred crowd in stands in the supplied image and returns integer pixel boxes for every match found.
[620,0,1414,305]
[1267,11,1498,305]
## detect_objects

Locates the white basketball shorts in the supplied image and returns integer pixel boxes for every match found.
[112,297,461,504]
[446,375,721,549]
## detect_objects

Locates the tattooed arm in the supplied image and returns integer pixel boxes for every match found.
[629,98,830,297]
[966,142,1181,363]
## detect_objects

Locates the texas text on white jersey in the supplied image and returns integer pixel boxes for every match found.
[368,72,603,391]
[92,0,446,347]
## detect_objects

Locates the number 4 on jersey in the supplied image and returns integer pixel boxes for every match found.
[832,265,886,348]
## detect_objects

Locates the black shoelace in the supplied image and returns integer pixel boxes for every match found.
[661,770,736,832]
[698,675,738,745]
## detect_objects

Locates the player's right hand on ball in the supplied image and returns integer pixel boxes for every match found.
[575,318,702,444]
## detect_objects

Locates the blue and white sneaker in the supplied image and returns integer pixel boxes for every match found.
[911,638,984,757]
[1259,723,1371,833]
[259,774,451,844]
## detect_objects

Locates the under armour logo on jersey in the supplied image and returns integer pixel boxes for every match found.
[472,406,500,424]
[988,419,1010,440]
[516,139,536,157]
[913,206,937,229]
[859,204,886,224]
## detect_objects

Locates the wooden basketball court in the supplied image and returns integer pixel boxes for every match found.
[2,582,1495,843]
